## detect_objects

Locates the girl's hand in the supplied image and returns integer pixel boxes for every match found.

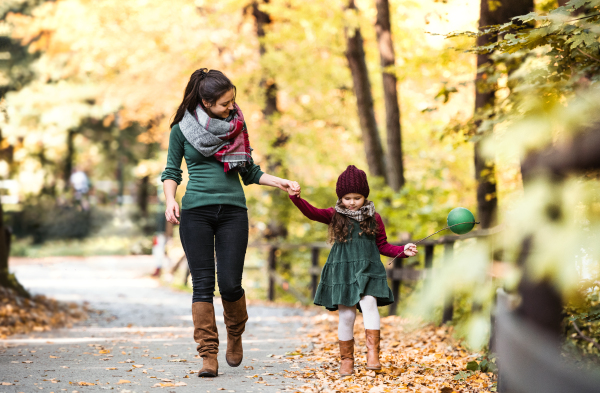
[165,199,180,225]
[279,179,300,196]
[286,181,301,196]
[403,243,418,257]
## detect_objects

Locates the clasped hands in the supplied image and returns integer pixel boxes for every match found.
[283,180,301,197]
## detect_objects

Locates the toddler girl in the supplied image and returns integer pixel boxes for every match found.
[289,165,417,376]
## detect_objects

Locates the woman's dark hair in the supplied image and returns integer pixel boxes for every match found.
[170,68,236,128]
[328,208,379,244]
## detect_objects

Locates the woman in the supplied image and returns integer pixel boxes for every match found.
[162,68,299,378]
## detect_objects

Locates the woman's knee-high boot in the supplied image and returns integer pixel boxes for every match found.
[222,293,248,367]
[192,302,219,377]
[339,339,355,376]
[365,329,382,370]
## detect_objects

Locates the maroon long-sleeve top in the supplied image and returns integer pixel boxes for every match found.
[289,195,407,258]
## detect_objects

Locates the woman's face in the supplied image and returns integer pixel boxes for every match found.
[203,88,235,119]
[341,193,365,211]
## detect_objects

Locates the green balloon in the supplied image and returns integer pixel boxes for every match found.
[447,207,475,235]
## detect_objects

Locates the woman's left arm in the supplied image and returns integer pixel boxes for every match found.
[258,173,299,194]
[239,159,299,193]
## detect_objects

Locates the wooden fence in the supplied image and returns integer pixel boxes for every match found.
[250,226,500,317]
[493,289,600,393]
[490,127,600,392]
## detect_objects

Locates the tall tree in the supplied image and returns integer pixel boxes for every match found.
[63,130,76,191]
[0,0,47,295]
[252,1,278,118]
[375,0,404,191]
[344,0,386,180]
[474,0,534,228]
[252,0,289,239]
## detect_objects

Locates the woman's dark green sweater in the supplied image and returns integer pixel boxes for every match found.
[160,124,264,210]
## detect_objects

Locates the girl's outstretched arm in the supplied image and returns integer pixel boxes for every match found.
[375,214,409,258]
[289,195,335,225]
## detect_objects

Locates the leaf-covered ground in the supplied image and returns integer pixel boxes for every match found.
[0,286,88,338]
[282,313,496,393]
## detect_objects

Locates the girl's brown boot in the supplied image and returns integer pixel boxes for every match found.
[338,339,355,376]
[192,302,219,377]
[365,329,382,370]
[222,293,249,367]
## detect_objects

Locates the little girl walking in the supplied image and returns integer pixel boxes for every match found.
[289,165,417,376]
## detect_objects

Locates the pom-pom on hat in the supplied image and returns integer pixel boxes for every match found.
[336,165,370,199]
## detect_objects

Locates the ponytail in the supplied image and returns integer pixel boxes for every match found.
[170,68,236,128]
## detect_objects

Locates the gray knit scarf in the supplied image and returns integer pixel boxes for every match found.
[179,103,252,173]
[334,199,376,222]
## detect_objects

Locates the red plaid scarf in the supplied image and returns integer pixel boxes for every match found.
[193,103,252,173]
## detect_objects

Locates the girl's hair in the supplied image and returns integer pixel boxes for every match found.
[328,209,379,244]
[170,68,237,128]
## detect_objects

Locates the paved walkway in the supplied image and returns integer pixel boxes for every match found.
[0,256,316,393]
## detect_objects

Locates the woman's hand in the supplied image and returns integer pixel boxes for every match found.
[403,243,418,257]
[283,180,301,196]
[163,179,180,224]
[259,174,301,195]
[288,182,301,197]
[165,198,180,225]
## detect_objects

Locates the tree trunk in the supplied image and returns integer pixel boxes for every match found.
[63,130,76,191]
[0,183,27,296]
[345,0,386,180]
[252,1,278,118]
[137,144,155,217]
[253,1,288,239]
[474,0,534,228]
[375,0,404,191]
[138,176,149,216]
[116,156,125,206]
[474,0,498,229]
[0,194,7,279]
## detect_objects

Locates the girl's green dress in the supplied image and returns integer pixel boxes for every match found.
[314,220,394,311]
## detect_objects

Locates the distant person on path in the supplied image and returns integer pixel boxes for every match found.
[69,167,90,210]
[161,68,299,378]
[288,165,418,376]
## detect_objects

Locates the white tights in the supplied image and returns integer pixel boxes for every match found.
[337,295,380,341]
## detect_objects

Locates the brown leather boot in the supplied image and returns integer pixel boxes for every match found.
[192,302,219,377]
[339,339,354,376]
[222,293,248,367]
[365,329,382,370]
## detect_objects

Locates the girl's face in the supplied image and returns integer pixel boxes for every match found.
[341,193,365,211]
[203,88,235,119]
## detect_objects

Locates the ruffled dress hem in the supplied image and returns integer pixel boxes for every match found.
[313,259,394,312]
[313,220,394,312]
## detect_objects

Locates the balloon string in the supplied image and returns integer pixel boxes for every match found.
[387,221,480,266]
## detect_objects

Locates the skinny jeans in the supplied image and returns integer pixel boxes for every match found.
[179,204,248,304]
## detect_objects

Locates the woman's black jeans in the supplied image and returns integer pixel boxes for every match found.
[179,205,248,304]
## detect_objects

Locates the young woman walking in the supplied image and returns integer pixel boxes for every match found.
[288,165,417,376]
[162,68,299,378]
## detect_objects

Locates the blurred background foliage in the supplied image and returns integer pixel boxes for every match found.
[1,0,600,366]
[0,0,480,247]
[404,0,600,365]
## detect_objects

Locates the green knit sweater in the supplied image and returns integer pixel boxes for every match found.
[160,124,264,210]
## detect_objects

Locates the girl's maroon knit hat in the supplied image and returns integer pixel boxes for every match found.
[336,165,370,199]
